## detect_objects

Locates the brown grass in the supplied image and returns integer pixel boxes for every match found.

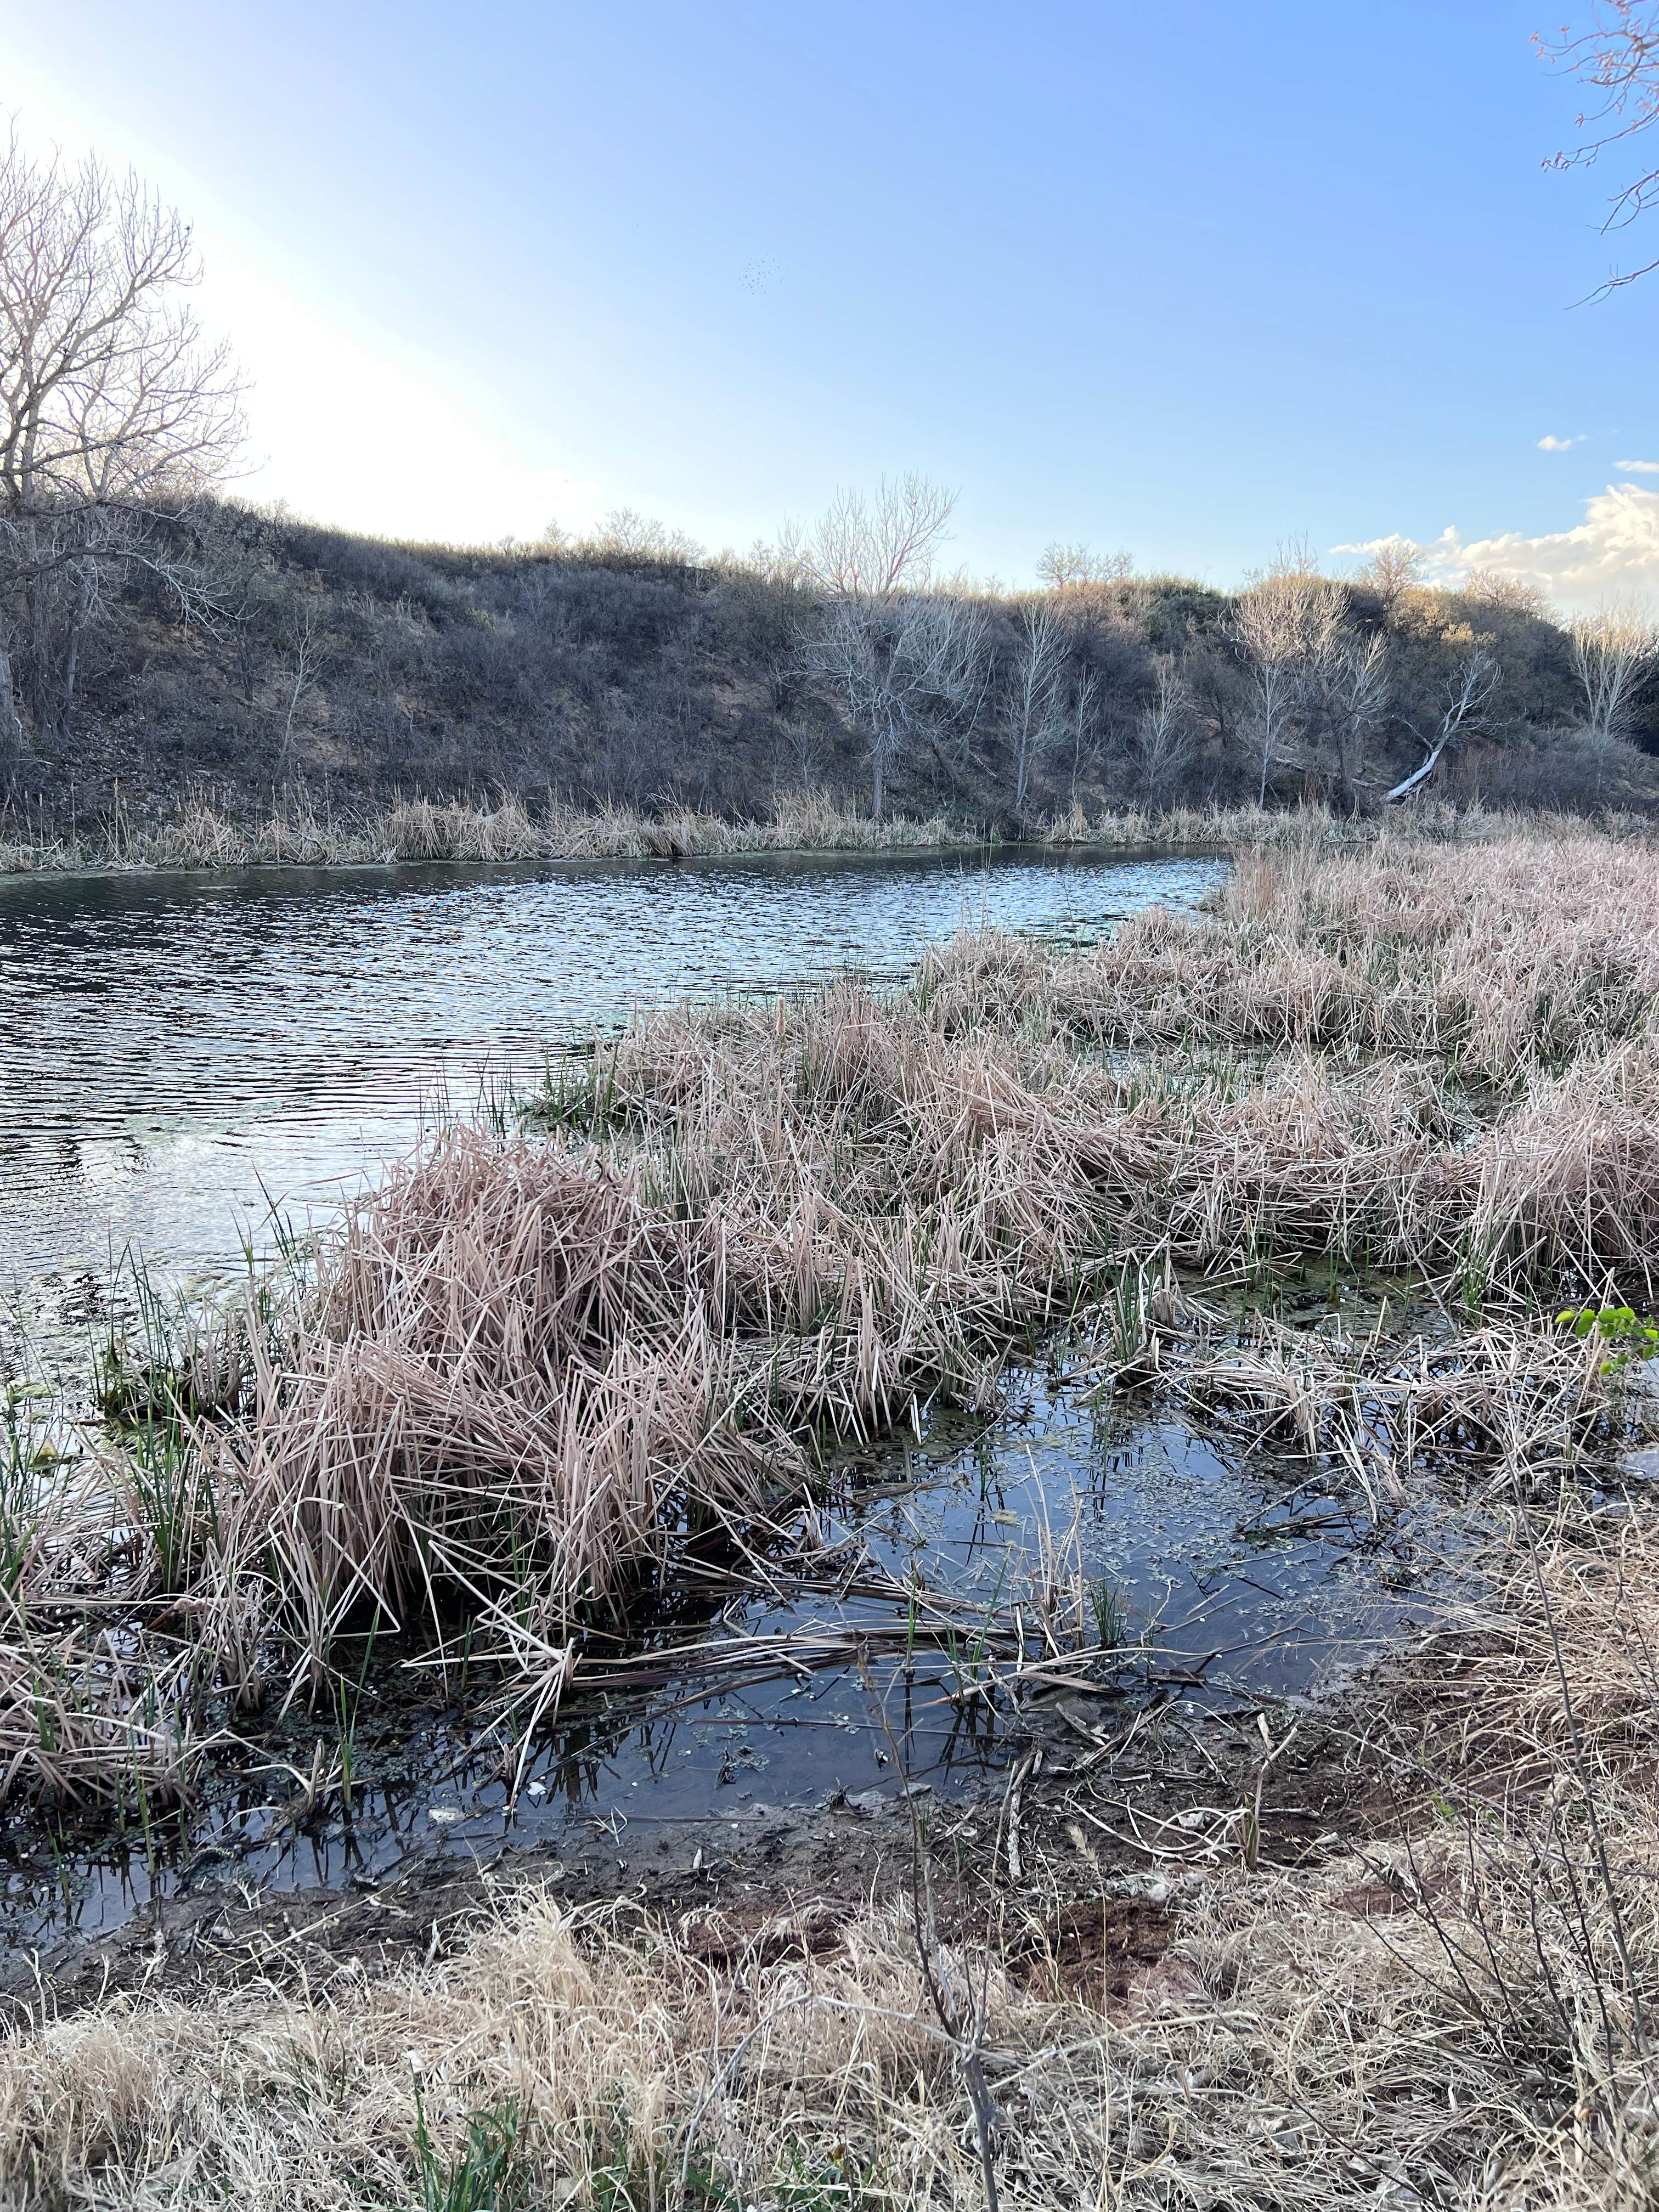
[5,1507,1659,2207]
[4,826,1659,2198]
[4,825,1658,1800]
[0,789,981,876]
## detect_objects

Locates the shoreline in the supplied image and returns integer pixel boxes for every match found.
[0,790,1550,884]
[0,793,1248,883]
[5,823,1659,2202]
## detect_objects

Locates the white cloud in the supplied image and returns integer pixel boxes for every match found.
[1617,459,1659,474]
[1537,433,1583,452]
[1334,483,1659,611]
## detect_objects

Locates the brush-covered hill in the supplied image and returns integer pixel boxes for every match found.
[7,500,1654,833]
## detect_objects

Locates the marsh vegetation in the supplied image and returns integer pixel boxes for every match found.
[1,820,1658,2203]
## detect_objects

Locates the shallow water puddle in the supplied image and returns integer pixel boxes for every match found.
[0,1365,1440,1956]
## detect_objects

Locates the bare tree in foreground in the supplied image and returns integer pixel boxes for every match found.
[276,598,327,770]
[1321,628,1390,810]
[0,127,242,758]
[1540,3,1659,291]
[1568,599,1659,736]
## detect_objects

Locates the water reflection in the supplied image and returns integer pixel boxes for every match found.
[0,1365,1437,1955]
[0,845,1225,1288]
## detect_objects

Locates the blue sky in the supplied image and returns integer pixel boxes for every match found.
[6,1,1657,599]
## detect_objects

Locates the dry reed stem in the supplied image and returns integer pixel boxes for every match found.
[9,825,1659,1797]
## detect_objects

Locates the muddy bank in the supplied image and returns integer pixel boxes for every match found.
[15,1666,1393,2017]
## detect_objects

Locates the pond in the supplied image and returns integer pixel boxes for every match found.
[0,844,1227,1300]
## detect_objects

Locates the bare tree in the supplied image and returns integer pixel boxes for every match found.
[1295,626,1387,809]
[0,127,242,756]
[1135,653,1197,804]
[788,477,975,814]
[1227,569,1344,804]
[1066,665,1103,808]
[1465,566,1550,617]
[1323,628,1390,810]
[1568,598,1659,736]
[782,475,955,607]
[1540,4,1659,291]
[1384,647,1499,803]
[590,508,705,563]
[1353,539,1424,606]
[276,599,327,771]
[1007,601,1067,812]
[1036,541,1133,590]
[805,589,990,815]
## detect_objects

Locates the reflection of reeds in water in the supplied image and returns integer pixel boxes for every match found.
[7,826,1659,1813]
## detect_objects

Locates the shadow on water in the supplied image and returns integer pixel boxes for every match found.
[0,1356,1444,1958]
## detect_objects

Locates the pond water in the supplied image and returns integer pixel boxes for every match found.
[2,1362,1440,1955]
[0,845,1226,1301]
[0,842,1447,1957]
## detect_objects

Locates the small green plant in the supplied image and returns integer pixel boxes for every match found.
[1558,1305,1659,1372]
[1087,1574,1129,1649]
[117,1416,217,1593]
[414,2087,535,2212]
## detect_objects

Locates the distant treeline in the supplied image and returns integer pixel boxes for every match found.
[7,495,1657,832]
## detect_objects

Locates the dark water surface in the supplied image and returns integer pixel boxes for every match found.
[2,1367,1437,1955]
[0,844,1226,1295]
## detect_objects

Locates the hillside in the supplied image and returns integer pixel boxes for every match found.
[5,500,1655,834]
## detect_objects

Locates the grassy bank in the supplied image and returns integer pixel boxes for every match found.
[5,821,1659,2200]
[1,789,1629,878]
[0,789,1312,878]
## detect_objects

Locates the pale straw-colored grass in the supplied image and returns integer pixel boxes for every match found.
[0,789,981,875]
[7,825,1659,1797]
[5,830,1659,2200]
[3,1668,1657,2207]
